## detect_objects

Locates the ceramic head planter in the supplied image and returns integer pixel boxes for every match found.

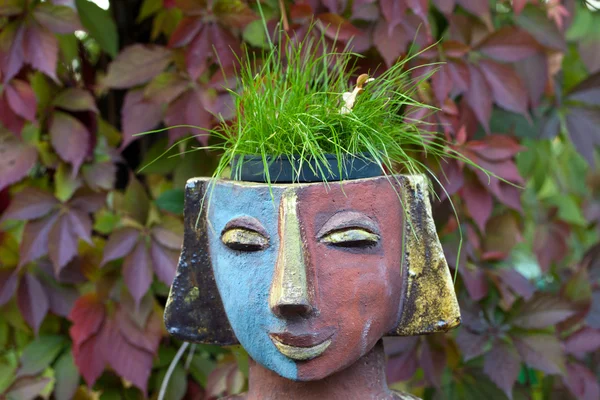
[164,173,460,399]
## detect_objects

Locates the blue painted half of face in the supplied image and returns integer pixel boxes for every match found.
[207,183,297,380]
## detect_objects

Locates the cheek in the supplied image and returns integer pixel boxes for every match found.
[316,255,401,343]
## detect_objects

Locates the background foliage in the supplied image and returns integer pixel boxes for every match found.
[1,0,600,399]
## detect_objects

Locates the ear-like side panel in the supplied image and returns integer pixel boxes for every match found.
[164,178,238,345]
[394,175,461,336]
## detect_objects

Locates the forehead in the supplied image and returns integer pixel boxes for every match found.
[206,177,402,225]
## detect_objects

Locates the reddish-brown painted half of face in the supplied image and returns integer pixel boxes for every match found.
[290,177,404,380]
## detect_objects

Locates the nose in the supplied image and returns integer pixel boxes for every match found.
[269,190,313,319]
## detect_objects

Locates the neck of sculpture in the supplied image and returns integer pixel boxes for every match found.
[242,340,396,400]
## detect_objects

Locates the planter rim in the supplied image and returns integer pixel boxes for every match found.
[230,152,382,183]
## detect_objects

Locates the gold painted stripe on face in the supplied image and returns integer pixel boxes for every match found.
[269,189,311,313]
[270,337,332,361]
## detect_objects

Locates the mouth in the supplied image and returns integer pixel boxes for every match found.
[269,330,335,361]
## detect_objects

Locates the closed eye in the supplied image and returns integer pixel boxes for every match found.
[221,228,269,251]
[319,228,379,248]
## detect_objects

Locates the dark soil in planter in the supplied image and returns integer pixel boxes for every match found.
[231,153,382,183]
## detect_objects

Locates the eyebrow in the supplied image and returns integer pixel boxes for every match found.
[316,211,381,238]
[222,216,269,237]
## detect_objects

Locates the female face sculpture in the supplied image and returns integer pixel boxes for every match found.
[165,175,460,382]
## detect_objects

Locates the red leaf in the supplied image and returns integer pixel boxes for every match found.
[151,226,182,250]
[0,270,18,306]
[0,23,25,83]
[432,0,455,14]
[432,65,451,105]
[208,23,240,68]
[115,307,162,354]
[103,45,172,89]
[565,107,600,166]
[168,16,203,47]
[513,333,565,375]
[495,268,534,300]
[380,0,407,29]
[121,89,163,149]
[53,88,99,113]
[476,27,541,62]
[48,213,79,274]
[23,22,59,81]
[150,241,178,286]
[567,71,600,107]
[564,362,600,400]
[50,112,91,174]
[513,0,527,15]
[511,294,576,330]
[420,339,445,388]
[456,0,489,17]
[534,221,569,273]
[73,327,106,387]
[123,241,153,306]
[462,179,492,232]
[68,294,105,348]
[442,40,470,58]
[455,328,489,361]
[579,39,600,75]
[17,273,49,334]
[0,93,25,134]
[19,213,59,267]
[69,191,106,213]
[385,342,418,382]
[317,13,360,42]
[101,228,140,265]
[42,282,78,317]
[483,341,520,399]
[33,3,82,34]
[564,327,600,356]
[5,79,37,121]
[406,0,428,22]
[465,65,492,133]
[143,72,190,104]
[459,264,488,300]
[448,60,471,94]
[100,317,154,393]
[163,88,212,145]
[67,208,92,243]
[82,162,116,191]
[479,59,529,117]
[373,20,407,67]
[322,0,347,14]
[467,135,523,161]
[2,188,58,221]
[516,7,567,52]
[185,24,209,79]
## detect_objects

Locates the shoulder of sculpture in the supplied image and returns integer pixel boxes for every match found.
[391,390,422,400]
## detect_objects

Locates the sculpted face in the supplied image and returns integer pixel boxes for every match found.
[206,178,404,381]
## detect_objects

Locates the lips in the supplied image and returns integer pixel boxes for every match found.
[269,328,335,361]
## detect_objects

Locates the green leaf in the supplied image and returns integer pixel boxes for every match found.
[57,33,79,63]
[155,189,184,215]
[0,351,18,394]
[75,0,118,57]
[124,177,151,225]
[138,138,180,175]
[53,350,79,400]
[546,195,587,226]
[93,209,120,234]
[54,163,81,202]
[17,335,67,377]
[137,0,162,23]
[156,364,186,400]
[188,353,216,387]
[566,4,596,41]
[243,19,269,49]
